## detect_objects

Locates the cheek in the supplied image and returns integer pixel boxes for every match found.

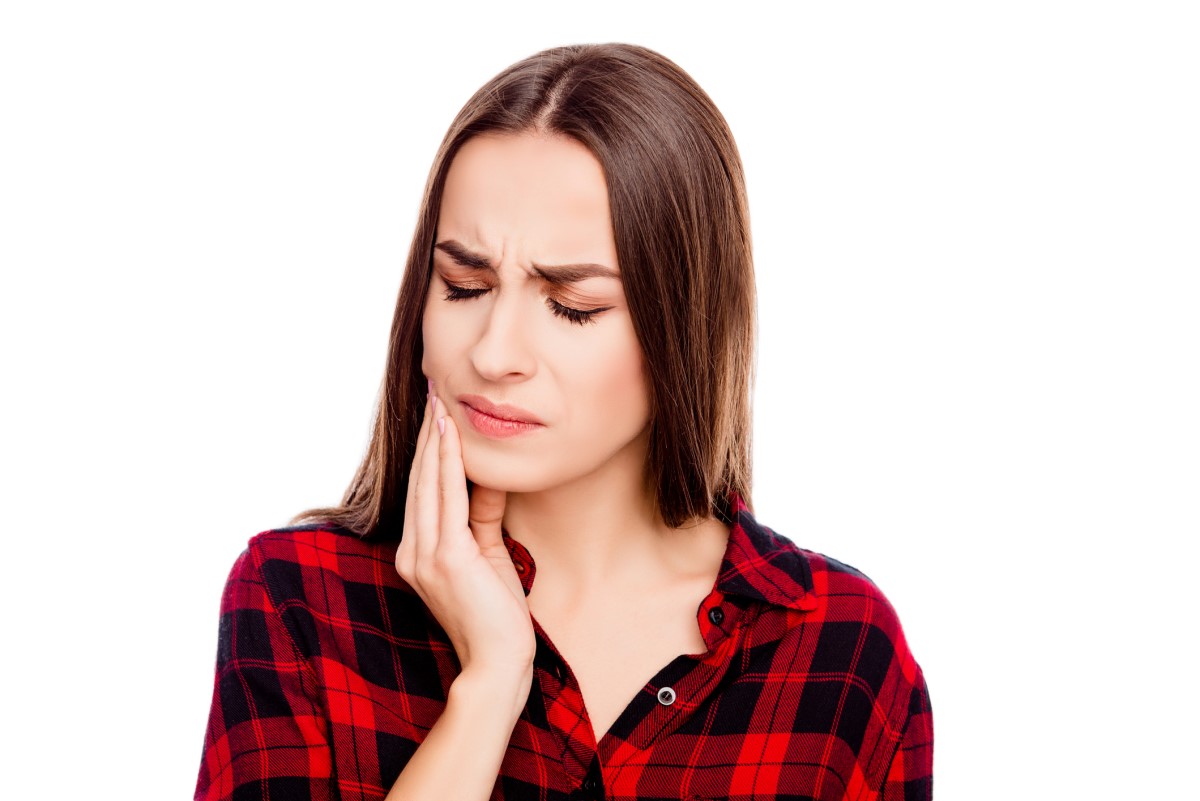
[420,297,461,379]
[572,330,650,421]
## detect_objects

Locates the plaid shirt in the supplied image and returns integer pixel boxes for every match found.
[195,495,932,800]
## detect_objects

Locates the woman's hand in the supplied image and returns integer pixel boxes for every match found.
[395,383,536,681]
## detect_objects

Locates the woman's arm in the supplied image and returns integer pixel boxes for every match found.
[383,667,532,800]
[383,386,539,799]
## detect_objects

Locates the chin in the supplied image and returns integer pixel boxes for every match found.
[462,451,560,494]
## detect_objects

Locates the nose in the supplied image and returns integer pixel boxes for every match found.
[468,288,537,383]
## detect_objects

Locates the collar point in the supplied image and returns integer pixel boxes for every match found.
[794,592,820,612]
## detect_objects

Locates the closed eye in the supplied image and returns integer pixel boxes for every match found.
[441,281,613,327]
[442,283,488,301]
[546,297,612,326]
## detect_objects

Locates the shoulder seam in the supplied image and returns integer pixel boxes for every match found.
[244,537,326,702]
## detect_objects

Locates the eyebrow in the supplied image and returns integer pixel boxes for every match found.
[434,239,620,285]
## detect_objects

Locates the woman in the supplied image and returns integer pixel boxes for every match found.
[195,43,932,801]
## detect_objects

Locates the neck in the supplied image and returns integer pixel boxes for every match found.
[500,432,728,601]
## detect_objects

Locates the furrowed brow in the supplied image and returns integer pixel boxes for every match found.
[530,262,620,285]
[434,240,493,271]
[433,239,619,284]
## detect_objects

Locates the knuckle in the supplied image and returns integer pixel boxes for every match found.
[431,545,452,570]
[430,548,453,571]
[413,562,433,586]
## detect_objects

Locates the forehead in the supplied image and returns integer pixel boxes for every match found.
[437,132,617,264]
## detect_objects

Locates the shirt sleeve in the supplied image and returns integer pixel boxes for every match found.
[880,670,934,801]
[194,547,335,801]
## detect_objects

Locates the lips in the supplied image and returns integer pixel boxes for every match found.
[457,394,545,440]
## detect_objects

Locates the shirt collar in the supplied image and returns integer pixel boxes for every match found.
[502,491,817,612]
[717,492,818,611]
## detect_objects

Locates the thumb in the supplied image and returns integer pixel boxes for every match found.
[467,484,508,550]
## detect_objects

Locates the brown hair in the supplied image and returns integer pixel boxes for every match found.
[291,42,756,536]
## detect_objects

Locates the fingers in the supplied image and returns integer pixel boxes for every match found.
[405,384,435,515]
[413,391,443,568]
[398,380,492,586]
[468,484,507,551]
[437,414,471,552]
[398,381,436,575]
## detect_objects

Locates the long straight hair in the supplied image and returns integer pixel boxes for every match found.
[292,43,756,537]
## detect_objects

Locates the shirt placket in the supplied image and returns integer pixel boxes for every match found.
[504,531,753,796]
[530,616,600,784]
[599,598,751,756]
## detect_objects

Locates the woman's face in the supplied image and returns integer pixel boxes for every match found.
[421,131,650,493]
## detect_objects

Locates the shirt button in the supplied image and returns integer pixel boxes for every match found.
[708,607,724,625]
[581,776,598,791]
[514,562,527,574]
[657,686,677,705]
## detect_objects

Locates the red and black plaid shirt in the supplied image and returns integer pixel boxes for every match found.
[195,495,932,800]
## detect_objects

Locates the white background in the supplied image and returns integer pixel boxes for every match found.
[2,2,1196,798]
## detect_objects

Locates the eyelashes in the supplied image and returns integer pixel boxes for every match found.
[441,284,490,303]
[440,282,611,327]
[546,298,599,326]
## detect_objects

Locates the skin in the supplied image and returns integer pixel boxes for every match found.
[423,131,651,514]
[398,130,730,742]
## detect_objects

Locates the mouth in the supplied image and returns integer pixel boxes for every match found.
[457,394,546,439]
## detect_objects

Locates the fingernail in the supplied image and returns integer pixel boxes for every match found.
[437,417,445,435]
[432,395,438,413]
[427,377,433,395]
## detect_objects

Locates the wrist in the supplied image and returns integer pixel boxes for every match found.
[451,665,534,722]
